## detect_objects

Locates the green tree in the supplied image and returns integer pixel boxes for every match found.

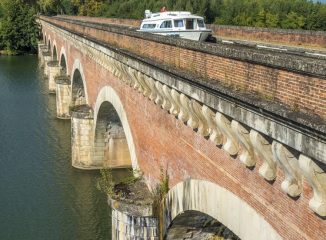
[0,0,39,53]
[281,11,305,29]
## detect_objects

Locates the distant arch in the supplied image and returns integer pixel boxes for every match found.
[47,36,51,52]
[93,86,138,171]
[44,32,47,45]
[52,40,58,61]
[70,59,88,106]
[163,179,282,240]
[59,47,68,74]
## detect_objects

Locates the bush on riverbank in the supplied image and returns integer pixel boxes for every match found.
[0,0,39,55]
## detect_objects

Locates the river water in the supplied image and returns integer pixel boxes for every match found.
[0,55,111,239]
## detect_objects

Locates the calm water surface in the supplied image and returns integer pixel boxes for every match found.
[0,55,111,240]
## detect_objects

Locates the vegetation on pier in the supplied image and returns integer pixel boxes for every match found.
[38,0,326,31]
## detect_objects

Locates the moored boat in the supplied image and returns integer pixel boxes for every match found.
[138,10,212,41]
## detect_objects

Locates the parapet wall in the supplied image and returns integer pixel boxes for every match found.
[58,15,326,48]
[208,24,326,48]
[41,16,326,121]
[58,15,140,27]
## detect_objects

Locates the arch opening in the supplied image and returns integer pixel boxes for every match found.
[52,45,57,61]
[164,179,282,240]
[44,35,47,45]
[59,53,67,75]
[71,69,86,107]
[47,40,51,52]
[165,210,240,240]
[94,101,131,169]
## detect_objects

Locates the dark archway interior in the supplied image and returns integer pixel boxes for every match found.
[60,54,67,75]
[44,35,47,45]
[165,210,240,240]
[47,41,51,52]
[94,101,131,168]
[71,69,86,107]
[52,45,57,61]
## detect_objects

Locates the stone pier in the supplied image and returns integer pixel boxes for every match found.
[93,123,132,169]
[55,75,71,119]
[38,43,47,63]
[71,105,94,169]
[109,180,159,240]
[43,52,52,76]
[47,61,61,93]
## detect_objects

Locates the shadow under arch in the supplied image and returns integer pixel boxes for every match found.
[93,86,138,171]
[70,60,88,107]
[47,38,51,52]
[52,43,57,61]
[165,210,240,240]
[59,49,67,75]
[163,179,282,240]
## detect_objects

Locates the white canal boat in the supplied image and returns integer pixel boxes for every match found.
[138,10,212,41]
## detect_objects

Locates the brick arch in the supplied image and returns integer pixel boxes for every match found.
[59,46,68,74]
[43,32,46,44]
[163,179,282,240]
[93,86,139,171]
[52,39,58,61]
[70,59,89,106]
[47,34,51,48]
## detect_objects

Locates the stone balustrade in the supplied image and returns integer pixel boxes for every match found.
[95,43,326,217]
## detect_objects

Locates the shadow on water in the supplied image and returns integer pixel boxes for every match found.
[0,55,111,240]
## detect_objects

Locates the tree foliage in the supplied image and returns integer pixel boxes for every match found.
[0,0,39,53]
[36,0,326,30]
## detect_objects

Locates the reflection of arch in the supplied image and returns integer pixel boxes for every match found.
[164,179,282,240]
[52,40,57,61]
[94,86,138,171]
[70,59,88,106]
[59,47,68,74]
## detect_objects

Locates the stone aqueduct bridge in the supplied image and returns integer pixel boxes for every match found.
[38,16,326,240]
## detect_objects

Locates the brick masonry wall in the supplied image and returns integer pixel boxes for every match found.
[57,16,326,48]
[59,15,141,27]
[43,24,326,240]
[208,24,326,48]
[41,16,326,120]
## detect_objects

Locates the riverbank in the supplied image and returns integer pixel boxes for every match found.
[0,49,37,55]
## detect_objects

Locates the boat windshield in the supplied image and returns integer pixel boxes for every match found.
[185,19,194,30]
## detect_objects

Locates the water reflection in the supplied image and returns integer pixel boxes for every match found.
[0,55,110,240]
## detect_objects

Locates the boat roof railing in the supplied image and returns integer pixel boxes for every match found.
[144,11,203,20]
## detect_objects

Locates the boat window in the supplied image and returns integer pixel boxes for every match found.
[174,19,184,28]
[142,24,156,29]
[185,19,194,30]
[160,20,172,29]
[197,19,205,28]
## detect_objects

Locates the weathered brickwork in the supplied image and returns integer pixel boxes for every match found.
[41,16,326,120]
[57,16,326,49]
[59,15,141,27]
[208,24,326,49]
[41,23,326,240]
